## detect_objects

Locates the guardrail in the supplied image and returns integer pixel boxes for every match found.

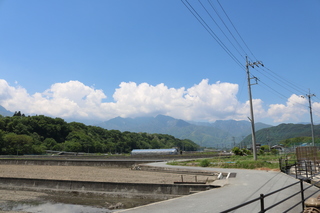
[221,178,320,213]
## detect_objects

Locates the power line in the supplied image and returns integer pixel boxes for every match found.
[210,0,311,100]
[208,0,247,59]
[198,0,245,60]
[257,78,311,112]
[181,0,319,123]
[251,67,307,96]
[256,66,308,95]
[216,0,258,61]
[181,0,245,70]
[257,81,290,101]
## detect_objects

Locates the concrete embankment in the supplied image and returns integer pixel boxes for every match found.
[0,177,216,196]
[137,164,220,176]
[0,159,161,168]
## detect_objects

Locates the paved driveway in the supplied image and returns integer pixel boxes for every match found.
[116,162,320,213]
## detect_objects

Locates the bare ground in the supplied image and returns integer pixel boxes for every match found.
[0,164,212,184]
[0,164,214,207]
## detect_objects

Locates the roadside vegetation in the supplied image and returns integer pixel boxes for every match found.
[168,147,285,170]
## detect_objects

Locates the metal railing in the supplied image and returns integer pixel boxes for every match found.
[279,157,320,180]
[294,160,320,180]
[221,179,320,213]
[279,157,297,174]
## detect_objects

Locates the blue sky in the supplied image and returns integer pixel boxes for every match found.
[0,0,319,125]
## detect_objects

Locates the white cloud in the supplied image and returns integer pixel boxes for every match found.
[110,79,251,122]
[0,80,106,119]
[0,78,316,124]
[313,102,320,118]
[267,94,308,123]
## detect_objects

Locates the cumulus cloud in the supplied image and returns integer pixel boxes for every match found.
[0,80,106,119]
[267,94,308,123]
[0,78,315,123]
[109,79,252,121]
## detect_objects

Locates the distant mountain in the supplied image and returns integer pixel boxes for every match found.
[98,115,191,133]
[0,106,13,117]
[97,115,272,148]
[242,123,320,146]
[192,120,271,137]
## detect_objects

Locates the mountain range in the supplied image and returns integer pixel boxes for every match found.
[97,115,272,148]
[0,106,13,117]
[1,105,317,148]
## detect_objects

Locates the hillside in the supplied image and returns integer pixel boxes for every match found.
[97,115,272,148]
[0,114,199,155]
[242,123,320,147]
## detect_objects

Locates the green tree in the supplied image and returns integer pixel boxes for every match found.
[63,141,82,152]
[43,138,58,150]
[3,133,34,155]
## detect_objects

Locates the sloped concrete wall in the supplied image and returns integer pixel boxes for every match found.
[0,177,213,195]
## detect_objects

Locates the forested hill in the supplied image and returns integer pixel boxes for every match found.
[242,123,320,146]
[0,113,199,155]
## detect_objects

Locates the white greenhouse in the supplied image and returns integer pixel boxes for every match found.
[131,148,178,155]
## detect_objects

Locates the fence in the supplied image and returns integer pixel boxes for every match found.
[279,157,297,175]
[279,157,320,180]
[221,152,320,212]
[221,178,320,213]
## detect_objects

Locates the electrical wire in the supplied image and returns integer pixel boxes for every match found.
[207,0,247,59]
[251,66,306,96]
[255,66,308,95]
[198,0,245,60]
[216,0,258,61]
[257,80,290,102]
[212,0,311,99]
[181,0,245,71]
[181,0,319,122]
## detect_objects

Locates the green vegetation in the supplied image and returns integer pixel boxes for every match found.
[168,154,280,170]
[231,147,252,156]
[279,136,320,147]
[199,159,210,167]
[0,112,199,155]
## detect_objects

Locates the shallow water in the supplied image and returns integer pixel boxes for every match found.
[2,202,113,213]
[0,189,169,213]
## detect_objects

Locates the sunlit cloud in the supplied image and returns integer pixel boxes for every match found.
[267,94,308,123]
[0,79,316,124]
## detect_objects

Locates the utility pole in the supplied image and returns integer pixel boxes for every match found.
[232,136,235,148]
[242,136,245,149]
[302,90,316,146]
[267,129,271,152]
[246,56,264,161]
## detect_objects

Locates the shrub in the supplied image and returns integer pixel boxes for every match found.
[232,147,242,155]
[258,149,265,155]
[242,149,252,155]
[199,159,210,167]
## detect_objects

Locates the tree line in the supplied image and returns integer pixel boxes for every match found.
[0,112,199,155]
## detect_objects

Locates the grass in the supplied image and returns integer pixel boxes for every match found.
[168,154,282,170]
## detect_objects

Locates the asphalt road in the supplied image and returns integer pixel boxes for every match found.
[116,162,320,213]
